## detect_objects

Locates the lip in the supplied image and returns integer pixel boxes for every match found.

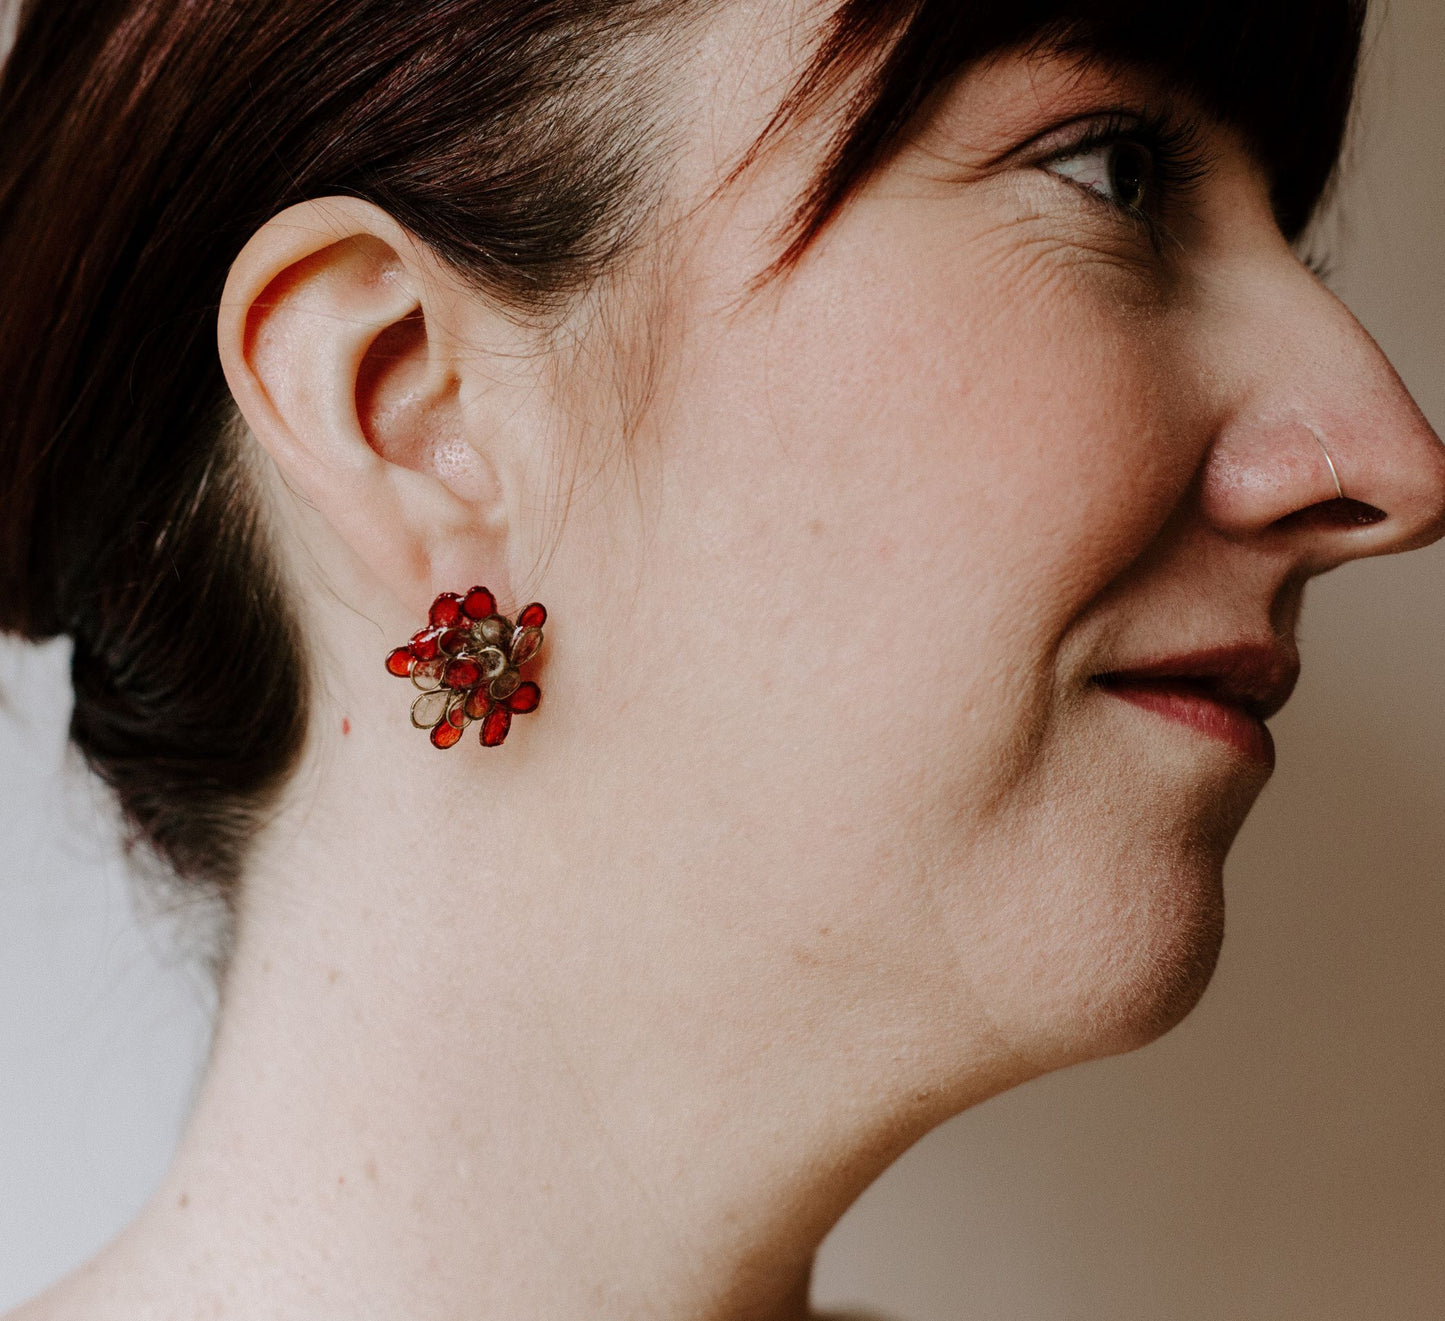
[1093,643,1301,769]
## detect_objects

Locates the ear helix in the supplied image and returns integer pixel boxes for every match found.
[385,587,546,749]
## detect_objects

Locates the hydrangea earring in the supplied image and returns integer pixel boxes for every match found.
[385,587,546,749]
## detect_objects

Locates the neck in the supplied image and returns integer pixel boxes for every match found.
[73,724,1011,1321]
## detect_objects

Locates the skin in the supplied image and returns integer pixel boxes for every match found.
[12,4,1445,1319]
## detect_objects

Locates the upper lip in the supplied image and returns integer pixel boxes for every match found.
[1096,641,1302,721]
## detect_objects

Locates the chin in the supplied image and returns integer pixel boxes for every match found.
[1069,839,1233,1068]
[983,832,1233,1076]
[1090,862,1227,1057]
[931,714,1257,1079]
[1049,731,1259,1061]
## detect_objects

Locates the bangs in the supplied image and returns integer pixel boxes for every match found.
[770,0,1368,265]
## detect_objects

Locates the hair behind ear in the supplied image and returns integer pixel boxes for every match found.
[0,0,688,927]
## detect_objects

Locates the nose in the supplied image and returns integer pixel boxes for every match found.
[1199,248,1445,574]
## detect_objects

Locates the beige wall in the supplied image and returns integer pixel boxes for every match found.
[814,2,1445,1315]
[1,2,1442,1317]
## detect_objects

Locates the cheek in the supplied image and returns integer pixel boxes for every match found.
[658,211,1196,797]
[587,203,1230,1059]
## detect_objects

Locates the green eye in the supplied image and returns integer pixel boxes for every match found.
[1107,141,1151,210]
[1048,139,1155,213]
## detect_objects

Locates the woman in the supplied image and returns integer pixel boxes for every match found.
[1,0,1440,1317]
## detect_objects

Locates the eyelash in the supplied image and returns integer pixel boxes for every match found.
[1042,115,1339,282]
[1041,109,1212,249]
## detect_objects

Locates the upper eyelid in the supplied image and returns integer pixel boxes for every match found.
[983,107,1152,171]
[1002,105,1218,178]
[1043,116,1214,206]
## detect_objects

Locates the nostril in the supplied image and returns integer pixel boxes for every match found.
[1324,498,1388,527]
[1273,498,1388,532]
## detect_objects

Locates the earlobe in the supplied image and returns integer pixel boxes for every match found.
[217,197,511,613]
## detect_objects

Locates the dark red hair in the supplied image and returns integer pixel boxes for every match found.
[0,0,1366,918]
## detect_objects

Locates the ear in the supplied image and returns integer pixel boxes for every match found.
[217,197,512,614]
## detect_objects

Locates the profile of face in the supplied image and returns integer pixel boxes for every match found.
[217,0,1445,1118]
[7,1,1445,1315]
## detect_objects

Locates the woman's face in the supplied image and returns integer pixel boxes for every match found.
[514,19,1445,1078]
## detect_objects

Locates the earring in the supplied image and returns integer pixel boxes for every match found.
[385,587,546,749]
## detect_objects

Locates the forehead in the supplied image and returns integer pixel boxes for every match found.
[753,0,1364,244]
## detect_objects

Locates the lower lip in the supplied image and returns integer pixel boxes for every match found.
[1096,678,1275,769]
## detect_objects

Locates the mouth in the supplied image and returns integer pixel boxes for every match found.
[1093,643,1301,769]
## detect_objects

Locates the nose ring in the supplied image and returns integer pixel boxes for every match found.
[1308,426,1346,501]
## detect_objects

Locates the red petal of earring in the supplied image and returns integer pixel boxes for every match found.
[384,587,546,749]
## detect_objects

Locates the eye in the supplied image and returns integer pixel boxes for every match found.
[1046,139,1155,213]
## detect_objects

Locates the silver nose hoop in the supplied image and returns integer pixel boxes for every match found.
[1308,425,1346,501]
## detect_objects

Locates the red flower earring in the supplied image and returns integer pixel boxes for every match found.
[385,587,546,749]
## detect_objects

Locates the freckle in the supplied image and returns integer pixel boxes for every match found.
[342,718,351,736]
[178,1191,189,1209]
[328,968,340,984]
[807,519,824,537]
